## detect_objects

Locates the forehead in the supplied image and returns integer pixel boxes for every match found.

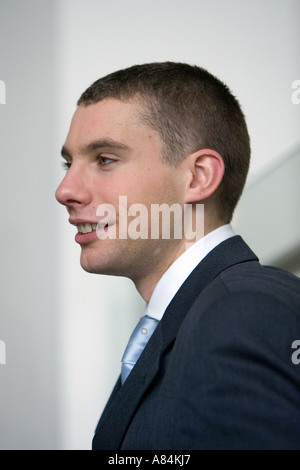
[66,98,147,145]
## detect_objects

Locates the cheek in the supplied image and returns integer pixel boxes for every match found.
[97,167,180,209]
[142,177,179,207]
[92,178,124,205]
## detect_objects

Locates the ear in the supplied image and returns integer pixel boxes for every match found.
[184,149,225,204]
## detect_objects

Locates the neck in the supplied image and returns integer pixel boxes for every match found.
[133,240,186,302]
[133,220,224,302]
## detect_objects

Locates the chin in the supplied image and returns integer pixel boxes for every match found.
[79,252,119,276]
[79,252,100,274]
[80,263,99,274]
[80,258,106,275]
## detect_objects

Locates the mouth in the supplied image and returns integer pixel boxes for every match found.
[77,223,98,234]
[74,221,112,245]
[69,219,113,244]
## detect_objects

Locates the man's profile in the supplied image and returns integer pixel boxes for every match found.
[56,62,300,450]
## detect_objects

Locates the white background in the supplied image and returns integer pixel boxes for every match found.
[0,0,299,449]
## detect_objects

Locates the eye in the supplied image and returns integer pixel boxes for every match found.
[97,155,116,166]
[62,160,71,171]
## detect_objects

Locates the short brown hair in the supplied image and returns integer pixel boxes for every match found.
[78,62,251,222]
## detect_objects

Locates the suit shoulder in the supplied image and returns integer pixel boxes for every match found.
[182,262,300,362]
[218,261,300,317]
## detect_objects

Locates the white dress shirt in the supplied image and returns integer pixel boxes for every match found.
[144,224,236,321]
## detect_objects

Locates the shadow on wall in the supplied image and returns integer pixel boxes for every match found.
[232,143,300,276]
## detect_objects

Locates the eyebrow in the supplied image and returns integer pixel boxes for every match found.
[61,138,130,159]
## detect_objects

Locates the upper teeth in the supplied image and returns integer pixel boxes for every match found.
[77,223,97,234]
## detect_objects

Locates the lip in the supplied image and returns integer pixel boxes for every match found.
[69,218,99,227]
[69,218,115,245]
[75,230,98,245]
[69,218,99,245]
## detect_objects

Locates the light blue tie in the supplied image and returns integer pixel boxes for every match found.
[121,315,159,384]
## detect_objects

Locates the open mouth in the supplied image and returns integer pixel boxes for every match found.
[74,221,113,245]
[77,222,111,234]
[77,223,98,234]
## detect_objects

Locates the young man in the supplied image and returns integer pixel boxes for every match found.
[56,62,300,450]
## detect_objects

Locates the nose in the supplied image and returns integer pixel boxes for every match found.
[55,166,91,209]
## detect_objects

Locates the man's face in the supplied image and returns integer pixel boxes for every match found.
[55,98,188,292]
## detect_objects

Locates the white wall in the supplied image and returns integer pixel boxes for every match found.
[0,0,61,449]
[233,144,300,268]
[0,0,299,450]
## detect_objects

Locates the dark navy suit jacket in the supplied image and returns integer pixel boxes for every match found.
[92,236,300,450]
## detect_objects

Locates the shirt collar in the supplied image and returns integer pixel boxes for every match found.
[145,224,236,321]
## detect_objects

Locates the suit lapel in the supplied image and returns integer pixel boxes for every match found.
[154,235,258,357]
[92,323,164,450]
[92,236,258,450]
